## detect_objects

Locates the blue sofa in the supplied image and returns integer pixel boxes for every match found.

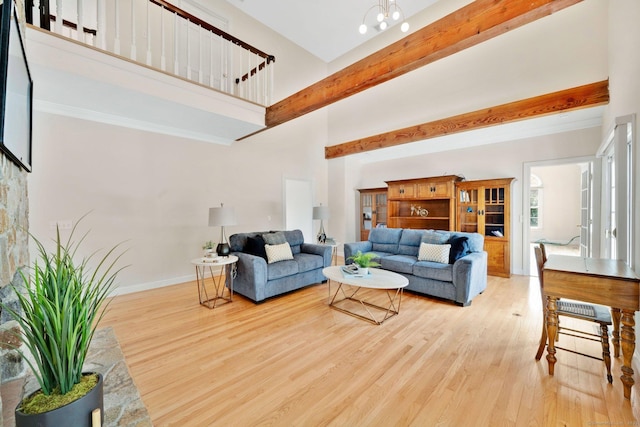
[229,230,332,302]
[344,228,487,306]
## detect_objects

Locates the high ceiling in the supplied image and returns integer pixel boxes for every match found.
[224,0,439,62]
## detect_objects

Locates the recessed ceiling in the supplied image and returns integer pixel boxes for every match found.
[224,0,439,62]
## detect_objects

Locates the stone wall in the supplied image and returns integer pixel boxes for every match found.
[0,152,30,426]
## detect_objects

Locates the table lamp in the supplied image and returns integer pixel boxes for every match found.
[312,204,330,243]
[208,203,237,256]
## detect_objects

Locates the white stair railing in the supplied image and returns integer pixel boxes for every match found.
[27,0,274,106]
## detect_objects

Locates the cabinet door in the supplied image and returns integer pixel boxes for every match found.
[457,188,480,233]
[485,240,508,276]
[417,181,453,198]
[483,186,506,238]
[389,183,415,199]
[361,193,373,240]
[374,192,387,228]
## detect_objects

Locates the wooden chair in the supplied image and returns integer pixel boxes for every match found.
[534,244,613,383]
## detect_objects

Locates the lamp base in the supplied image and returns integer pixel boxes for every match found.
[216,243,230,257]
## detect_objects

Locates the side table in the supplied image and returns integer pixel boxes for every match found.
[322,241,339,266]
[191,255,238,309]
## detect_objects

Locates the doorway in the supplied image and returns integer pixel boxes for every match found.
[524,157,596,275]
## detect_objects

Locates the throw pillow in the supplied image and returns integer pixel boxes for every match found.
[418,242,451,264]
[265,242,294,264]
[448,236,470,264]
[421,230,450,245]
[244,235,267,260]
[262,231,287,245]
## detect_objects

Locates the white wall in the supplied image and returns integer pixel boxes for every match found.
[27,3,329,294]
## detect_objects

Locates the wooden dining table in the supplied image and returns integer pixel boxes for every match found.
[542,254,640,399]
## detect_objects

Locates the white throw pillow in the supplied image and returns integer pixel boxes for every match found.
[418,242,451,264]
[265,242,294,264]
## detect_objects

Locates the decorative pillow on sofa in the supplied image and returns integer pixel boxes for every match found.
[262,231,287,245]
[448,236,470,264]
[418,242,451,264]
[421,230,450,245]
[244,235,267,260]
[265,242,294,264]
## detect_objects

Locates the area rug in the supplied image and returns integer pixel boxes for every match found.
[22,327,152,427]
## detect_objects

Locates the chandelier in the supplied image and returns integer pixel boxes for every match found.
[359,0,410,35]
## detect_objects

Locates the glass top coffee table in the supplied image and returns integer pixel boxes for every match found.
[322,266,409,325]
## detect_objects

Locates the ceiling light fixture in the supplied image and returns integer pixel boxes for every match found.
[359,0,409,35]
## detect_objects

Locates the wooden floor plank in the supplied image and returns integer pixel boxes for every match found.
[98,274,640,426]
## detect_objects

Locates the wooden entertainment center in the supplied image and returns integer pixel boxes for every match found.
[358,175,515,277]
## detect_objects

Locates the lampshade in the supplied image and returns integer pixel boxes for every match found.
[208,205,237,227]
[313,205,330,220]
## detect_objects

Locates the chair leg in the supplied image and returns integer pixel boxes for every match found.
[600,324,613,384]
[535,321,547,361]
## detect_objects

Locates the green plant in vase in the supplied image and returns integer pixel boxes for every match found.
[0,216,127,426]
[347,250,381,275]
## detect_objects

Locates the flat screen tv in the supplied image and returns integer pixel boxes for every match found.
[0,0,33,172]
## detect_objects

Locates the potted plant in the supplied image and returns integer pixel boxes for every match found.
[0,218,126,427]
[347,250,381,275]
[202,240,216,257]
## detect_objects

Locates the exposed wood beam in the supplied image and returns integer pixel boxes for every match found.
[324,80,609,159]
[264,0,583,130]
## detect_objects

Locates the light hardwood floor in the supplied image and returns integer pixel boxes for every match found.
[99,273,640,426]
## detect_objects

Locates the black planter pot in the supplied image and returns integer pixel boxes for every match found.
[15,373,104,427]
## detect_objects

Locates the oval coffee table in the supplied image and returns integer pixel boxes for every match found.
[322,266,409,325]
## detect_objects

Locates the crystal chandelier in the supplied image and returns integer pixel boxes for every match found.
[359,0,410,35]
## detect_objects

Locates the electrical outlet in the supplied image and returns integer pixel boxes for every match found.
[59,220,72,230]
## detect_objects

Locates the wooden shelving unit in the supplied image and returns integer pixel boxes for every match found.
[456,178,515,277]
[386,175,462,231]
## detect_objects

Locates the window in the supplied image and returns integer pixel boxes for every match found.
[530,174,542,228]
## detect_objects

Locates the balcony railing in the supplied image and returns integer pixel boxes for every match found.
[25,0,275,106]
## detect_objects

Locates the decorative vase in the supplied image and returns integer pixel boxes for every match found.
[15,373,104,427]
[357,267,369,276]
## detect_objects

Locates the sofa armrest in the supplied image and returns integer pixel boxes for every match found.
[231,252,269,302]
[452,251,488,306]
[343,241,373,264]
[301,243,333,267]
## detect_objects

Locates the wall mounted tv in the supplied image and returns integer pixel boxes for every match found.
[0,0,33,172]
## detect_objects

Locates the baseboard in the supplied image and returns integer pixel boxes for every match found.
[111,274,196,296]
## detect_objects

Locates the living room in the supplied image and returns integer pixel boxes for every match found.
[1,0,639,424]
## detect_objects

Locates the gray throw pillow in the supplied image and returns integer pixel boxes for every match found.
[262,231,287,245]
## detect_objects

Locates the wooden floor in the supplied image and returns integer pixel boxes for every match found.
[97,273,640,426]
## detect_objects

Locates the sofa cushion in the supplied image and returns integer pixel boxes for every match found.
[413,261,454,282]
[418,243,451,264]
[267,259,299,280]
[369,228,402,254]
[397,229,426,256]
[263,231,287,245]
[448,236,470,264]
[244,235,267,260]
[265,242,294,264]
[380,255,417,275]
[282,229,304,254]
[294,252,324,273]
[421,230,450,244]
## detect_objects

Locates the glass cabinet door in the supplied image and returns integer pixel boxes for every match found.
[362,193,373,231]
[457,188,478,233]
[484,186,505,238]
[375,193,387,227]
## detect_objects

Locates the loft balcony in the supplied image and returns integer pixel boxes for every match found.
[24,0,275,144]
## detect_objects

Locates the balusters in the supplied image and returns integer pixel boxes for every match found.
[55,0,63,34]
[160,5,166,71]
[173,11,179,75]
[76,0,83,42]
[145,0,152,65]
[114,0,121,54]
[130,0,136,60]
[97,0,106,50]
